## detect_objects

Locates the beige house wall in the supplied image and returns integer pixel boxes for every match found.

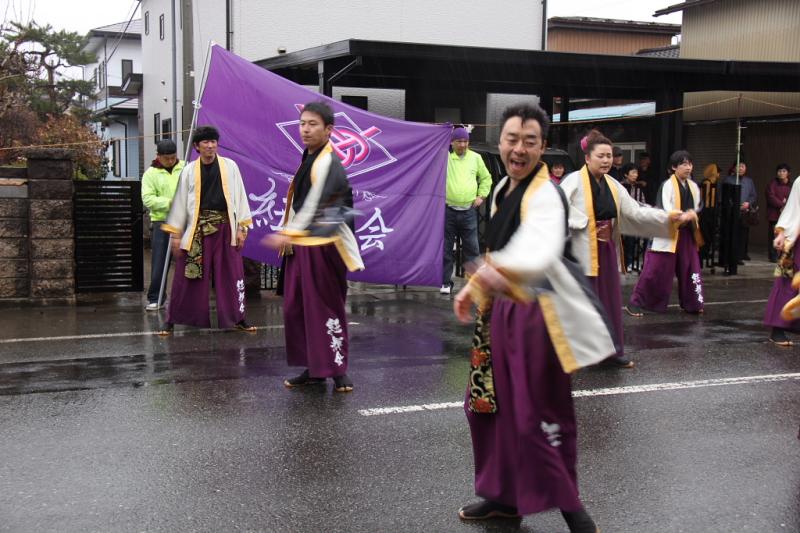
[680,0,800,62]
[548,28,673,55]
[680,0,800,121]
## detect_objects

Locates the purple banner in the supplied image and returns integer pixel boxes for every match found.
[196,45,451,286]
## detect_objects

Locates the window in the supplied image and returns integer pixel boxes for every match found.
[159,14,165,40]
[144,11,149,35]
[112,140,121,177]
[97,62,105,89]
[154,113,161,142]
[92,67,98,88]
[162,118,172,141]
[342,95,368,110]
[121,59,133,81]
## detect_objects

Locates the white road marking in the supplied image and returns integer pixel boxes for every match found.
[0,325,284,344]
[666,299,767,308]
[358,373,800,416]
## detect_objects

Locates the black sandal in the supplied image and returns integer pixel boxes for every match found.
[284,369,326,388]
[157,322,174,336]
[234,320,257,332]
[333,374,354,393]
[458,500,519,520]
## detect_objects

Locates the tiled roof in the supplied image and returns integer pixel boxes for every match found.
[636,44,681,58]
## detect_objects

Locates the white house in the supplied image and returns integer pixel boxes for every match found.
[139,0,546,164]
[82,19,143,179]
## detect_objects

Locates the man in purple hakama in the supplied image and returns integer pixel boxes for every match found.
[627,151,704,316]
[764,175,800,346]
[560,132,690,369]
[266,102,364,393]
[159,126,255,334]
[453,103,616,532]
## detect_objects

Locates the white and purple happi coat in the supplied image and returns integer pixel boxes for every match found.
[630,175,704,313]
[278,142,363,378]
[162,156,253,328]
[559,166,671,356]
[465,165,616,515]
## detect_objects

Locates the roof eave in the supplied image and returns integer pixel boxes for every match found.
[654,0,720,17]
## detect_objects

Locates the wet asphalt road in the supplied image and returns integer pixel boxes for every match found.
[1,259,798,532]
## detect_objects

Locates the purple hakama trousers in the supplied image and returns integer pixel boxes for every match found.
[588,239,625,358]
[283,244,349,378]
[166,222,246,328]
[763,240,800,331]
[630,226,704,313]
[465,298,582,515]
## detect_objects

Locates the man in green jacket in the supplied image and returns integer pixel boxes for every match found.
[141,139,185,310]
[441,127,492,294]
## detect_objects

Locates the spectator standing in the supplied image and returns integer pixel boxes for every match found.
[723,161,757,263]
[550,161,566,185]
[699,164,721,264]
[638,151,657,204]
[141,139,185,310]
[441,127,492,294]
[766,164,792,262]
[619,162,648,270]
[608,146,624,182]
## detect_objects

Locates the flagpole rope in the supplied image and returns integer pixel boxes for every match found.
[1,95,797,153]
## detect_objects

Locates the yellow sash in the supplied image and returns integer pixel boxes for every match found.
[580,165,620,276]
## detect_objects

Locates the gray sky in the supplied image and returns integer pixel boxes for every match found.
[3,0,681,36]
[2,0,141,34]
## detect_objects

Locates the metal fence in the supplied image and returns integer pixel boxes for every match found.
[73,180,144,292]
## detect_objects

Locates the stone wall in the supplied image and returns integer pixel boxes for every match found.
[0,149,75,303]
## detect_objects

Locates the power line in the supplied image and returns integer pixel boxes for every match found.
[104,0,140,64]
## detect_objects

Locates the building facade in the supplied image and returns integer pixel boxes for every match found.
[657,0,800,247]
[139,0,546,163]
[82,20,143,179]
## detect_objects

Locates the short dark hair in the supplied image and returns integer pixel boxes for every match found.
[551,161,565,169]
[777,163,791,172]
[156,139,177,155]
[639,151,651,160]
[192,125,219,145]
[621,162,638,176]
[301,101,335,126]
[500,103,550,140]
[669,150,693,169]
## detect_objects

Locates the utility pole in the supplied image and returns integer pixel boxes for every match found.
[735,93,743,186]
[181,0,195,150]
[171,0,178,146]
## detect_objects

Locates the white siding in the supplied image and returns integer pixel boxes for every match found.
[141,0,183,165]
[233,0,543,60]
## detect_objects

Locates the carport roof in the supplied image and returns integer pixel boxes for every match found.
[255,39,800,98]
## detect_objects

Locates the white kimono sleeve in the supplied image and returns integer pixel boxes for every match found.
[165,165,191,234]
[229,159,252,227]
[616,181,671,239]
[776,177,800,243]
[559,171,589,231]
